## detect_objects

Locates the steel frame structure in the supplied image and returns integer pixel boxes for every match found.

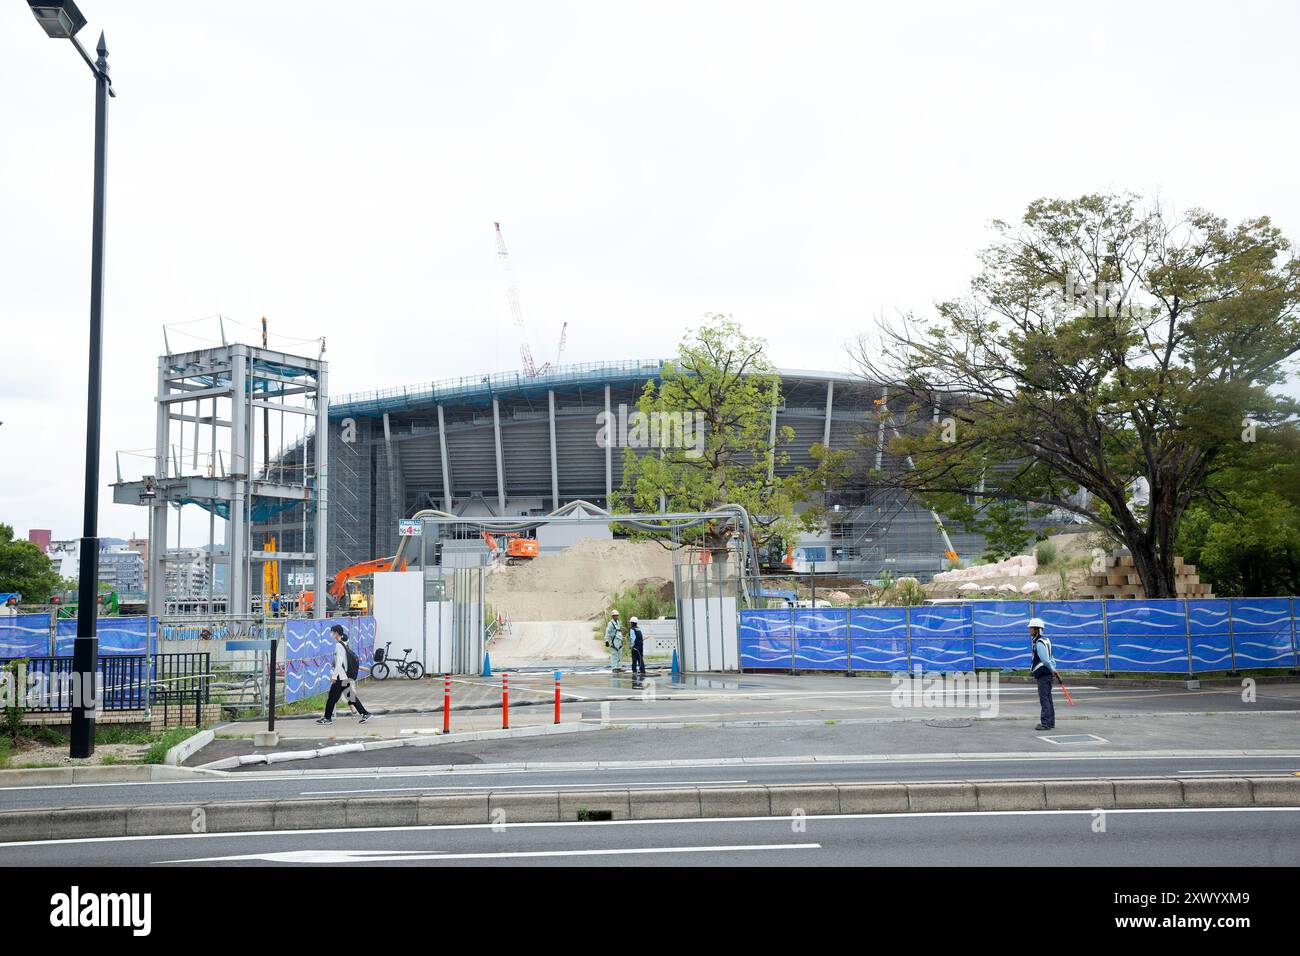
[113,343,329,620]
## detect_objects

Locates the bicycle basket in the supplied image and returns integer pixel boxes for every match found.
[373,648,385,663]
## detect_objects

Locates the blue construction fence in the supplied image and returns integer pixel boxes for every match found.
[739,599,1300,674]
[284,617,376,703]
[0,614,155,658]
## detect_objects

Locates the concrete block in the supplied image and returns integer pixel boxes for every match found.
[164,728,214,766]
[0,810,52,842]
[418,794,489,826]
[253,731,280,747]
[836,784,909,814]
[273,799,347,830]
[1181,777,1252,808]
[560,790,632,821]
[489,791,560,824]
[127,804,197,837]
[70,766,147,784]
[907,782,978,812]
[0,768,70,787]
[50,807,127,839]
[1044,780,1115,810]
[629,788,701,820]
[768,785,840,817]
[346,796,420,828]
[699,787,770,818]
[1113,778,1184,809]
[203,800,276,833]
[1246,777,1300,807]
[976,781,1046,811]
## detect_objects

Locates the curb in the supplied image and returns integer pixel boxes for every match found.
[196,721,597,770]
[0,765,221,788]
[165,730,214,767]
[0,775,1296,843]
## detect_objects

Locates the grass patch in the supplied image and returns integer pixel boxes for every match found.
[94,724,153,745]
[142,726,203,765]
[279,690,330,716]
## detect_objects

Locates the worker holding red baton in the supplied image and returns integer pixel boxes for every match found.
[1028,617,1058,731]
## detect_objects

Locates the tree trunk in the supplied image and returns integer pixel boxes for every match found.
[1119,528,1177,599]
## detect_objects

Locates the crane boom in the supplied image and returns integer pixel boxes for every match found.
[494,222,548,378]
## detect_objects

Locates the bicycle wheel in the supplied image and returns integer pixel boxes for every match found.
[372,662,390,681]
[404,660,425,681]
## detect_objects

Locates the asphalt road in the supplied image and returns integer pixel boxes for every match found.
[2,807,1296,866]
[2,752,1297,811]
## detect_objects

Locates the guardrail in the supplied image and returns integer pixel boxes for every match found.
[739,598,1300,675]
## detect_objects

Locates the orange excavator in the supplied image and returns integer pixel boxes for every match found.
[480,532,539,565]
[299,555,408,614]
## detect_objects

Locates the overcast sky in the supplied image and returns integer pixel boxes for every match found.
[3,0,1299,543]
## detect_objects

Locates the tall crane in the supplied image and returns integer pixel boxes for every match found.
[494,222,548,378]
[555,320,568,366]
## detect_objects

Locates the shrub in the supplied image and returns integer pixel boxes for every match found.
[595,583,674,639]
[1036,540,1058,568]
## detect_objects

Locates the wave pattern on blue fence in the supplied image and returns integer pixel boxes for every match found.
[0,614,53,657]
[283,617,376,703]
[739,598,1299,673]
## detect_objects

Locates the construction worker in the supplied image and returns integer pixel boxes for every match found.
[604,609,625,672]
[1028,617,1057,731]
[628,615,646,675]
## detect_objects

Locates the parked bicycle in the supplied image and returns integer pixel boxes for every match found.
[372,642,425,681]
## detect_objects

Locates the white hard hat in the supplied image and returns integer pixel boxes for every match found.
[629,616,638,624]
[611,609,620,616]
[1028,617,1046,629]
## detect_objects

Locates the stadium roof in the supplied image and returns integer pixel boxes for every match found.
[329,359,865,419]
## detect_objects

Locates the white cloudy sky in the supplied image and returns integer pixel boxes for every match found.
[2,0,1299,543]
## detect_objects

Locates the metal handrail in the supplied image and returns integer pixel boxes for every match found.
[330,358,667,416]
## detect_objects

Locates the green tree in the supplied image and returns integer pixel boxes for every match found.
[1177,434,1300,596]
[853,193,1300,597]
[616,315,847,553]
[0,524,62,604]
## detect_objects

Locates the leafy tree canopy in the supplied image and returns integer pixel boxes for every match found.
[852,193,1300,596]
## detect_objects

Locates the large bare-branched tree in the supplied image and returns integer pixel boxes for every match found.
[850,193,1300,597]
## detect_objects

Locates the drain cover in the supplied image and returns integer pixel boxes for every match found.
[924,718,973,729]
[1039,733,1107,745]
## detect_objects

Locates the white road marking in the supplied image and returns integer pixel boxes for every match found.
[2,806,1298,850]
[299,779,749,795]
[153,843,822,864]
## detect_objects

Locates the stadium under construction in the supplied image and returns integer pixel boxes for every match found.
[257,357,992,586]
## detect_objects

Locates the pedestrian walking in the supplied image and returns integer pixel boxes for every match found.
[317,624,373,724]
[1028,616,1057,730]
[628,615,646,675]
[604,609,625,671]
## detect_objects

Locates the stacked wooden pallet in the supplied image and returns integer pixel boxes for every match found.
[1075,552,1214,600]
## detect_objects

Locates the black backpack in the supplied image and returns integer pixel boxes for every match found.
[344,645,360,680]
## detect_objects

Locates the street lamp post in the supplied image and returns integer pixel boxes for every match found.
[26,1,116,758]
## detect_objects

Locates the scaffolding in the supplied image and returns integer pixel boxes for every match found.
[112,343,329,620]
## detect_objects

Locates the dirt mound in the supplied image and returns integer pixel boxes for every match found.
[485,538,675,621]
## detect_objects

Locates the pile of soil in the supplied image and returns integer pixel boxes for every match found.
[485,539,674,621]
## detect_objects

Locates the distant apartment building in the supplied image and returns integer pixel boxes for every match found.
[27,529,52,553]
[46,539,145,593]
